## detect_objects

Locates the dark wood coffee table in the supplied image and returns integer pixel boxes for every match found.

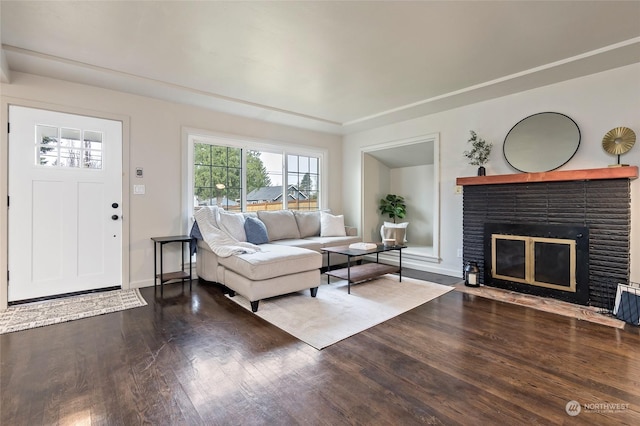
[322,243,406,294]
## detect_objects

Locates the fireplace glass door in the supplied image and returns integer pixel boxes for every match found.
[491,234,576,293]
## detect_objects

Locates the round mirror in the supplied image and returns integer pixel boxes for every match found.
[503,112,580,173]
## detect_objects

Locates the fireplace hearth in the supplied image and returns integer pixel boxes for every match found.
[484,223,589,305]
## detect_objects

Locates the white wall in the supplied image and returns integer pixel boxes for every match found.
[0,72,343,302]
[364,160,434,246]
[390,164,433,246]
[362,153,390,242]
[343,63,640,279]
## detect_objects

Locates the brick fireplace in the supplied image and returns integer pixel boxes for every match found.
[457,167,638,309]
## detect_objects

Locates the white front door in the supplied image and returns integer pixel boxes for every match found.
[8,106,122,301]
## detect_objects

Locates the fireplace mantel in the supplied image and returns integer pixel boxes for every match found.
[456,166,638,186]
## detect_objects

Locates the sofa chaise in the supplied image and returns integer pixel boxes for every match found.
[193,207,361,311]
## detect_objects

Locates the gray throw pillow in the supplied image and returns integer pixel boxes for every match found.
[244,216,269,245]
[257,210,301,241]
[294,211,321,238]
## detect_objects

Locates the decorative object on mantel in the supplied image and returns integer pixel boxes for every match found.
[463,130,492,176]
[602,127,635,167]
[463,261,480,287]
[378,194,408,245]
[503,112,580,173]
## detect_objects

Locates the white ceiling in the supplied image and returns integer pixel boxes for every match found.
[367,141,435,169]
[2,1,639,135]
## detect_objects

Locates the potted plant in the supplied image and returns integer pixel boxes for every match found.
[378,194,407,223]
[378,194,408,245]
[463,130,492,176]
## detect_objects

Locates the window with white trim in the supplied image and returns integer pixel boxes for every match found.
[186,131,325,216]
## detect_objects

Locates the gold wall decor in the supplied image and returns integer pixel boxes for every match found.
[602,127,636,167]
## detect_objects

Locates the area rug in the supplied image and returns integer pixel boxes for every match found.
[227,274,453,349]
[455,284,625,329]
[0,289,147,334]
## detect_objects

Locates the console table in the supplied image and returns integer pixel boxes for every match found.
[151,235,192,297]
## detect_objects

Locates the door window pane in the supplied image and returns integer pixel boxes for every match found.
[60,128,81,148]
[60,148,82,167]
[39,149,58,166]
[36,125,58,166]
[83,150,102,169]
[35,125,103,169]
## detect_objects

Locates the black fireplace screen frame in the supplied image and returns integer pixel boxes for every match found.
[484,223,589,305]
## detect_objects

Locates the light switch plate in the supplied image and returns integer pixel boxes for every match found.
[133,184,145,195]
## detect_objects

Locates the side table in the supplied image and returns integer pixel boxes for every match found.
[151,235,192,297]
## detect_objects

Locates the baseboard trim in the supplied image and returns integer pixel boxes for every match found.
[364,253,460,278]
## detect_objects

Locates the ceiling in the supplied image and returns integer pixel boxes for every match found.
[367,141,434,168]
[2,1,639,135]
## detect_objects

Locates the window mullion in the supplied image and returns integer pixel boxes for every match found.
[282,151,288,210]
[241,147,247,212]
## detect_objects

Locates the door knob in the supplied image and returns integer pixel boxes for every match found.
[112,203,119,208]
[111,215,119,220]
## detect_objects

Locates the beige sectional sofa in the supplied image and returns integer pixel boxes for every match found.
[194,207,360,311]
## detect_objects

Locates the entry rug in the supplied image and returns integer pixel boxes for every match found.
[228,274,453,349]
[0,289,147,334]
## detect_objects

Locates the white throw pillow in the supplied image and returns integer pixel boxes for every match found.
[320,212,346,237]
[195,205,222,229]
[219,210,247,242]
[380,221,409,242]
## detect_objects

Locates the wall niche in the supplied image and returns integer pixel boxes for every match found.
[361,134,440,270]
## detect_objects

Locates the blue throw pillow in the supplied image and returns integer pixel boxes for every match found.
[244,216,269,245]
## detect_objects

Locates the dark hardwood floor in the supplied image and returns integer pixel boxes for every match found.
[2,276,640,425]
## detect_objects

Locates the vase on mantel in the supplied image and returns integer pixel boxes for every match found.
[477,166,486,176]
